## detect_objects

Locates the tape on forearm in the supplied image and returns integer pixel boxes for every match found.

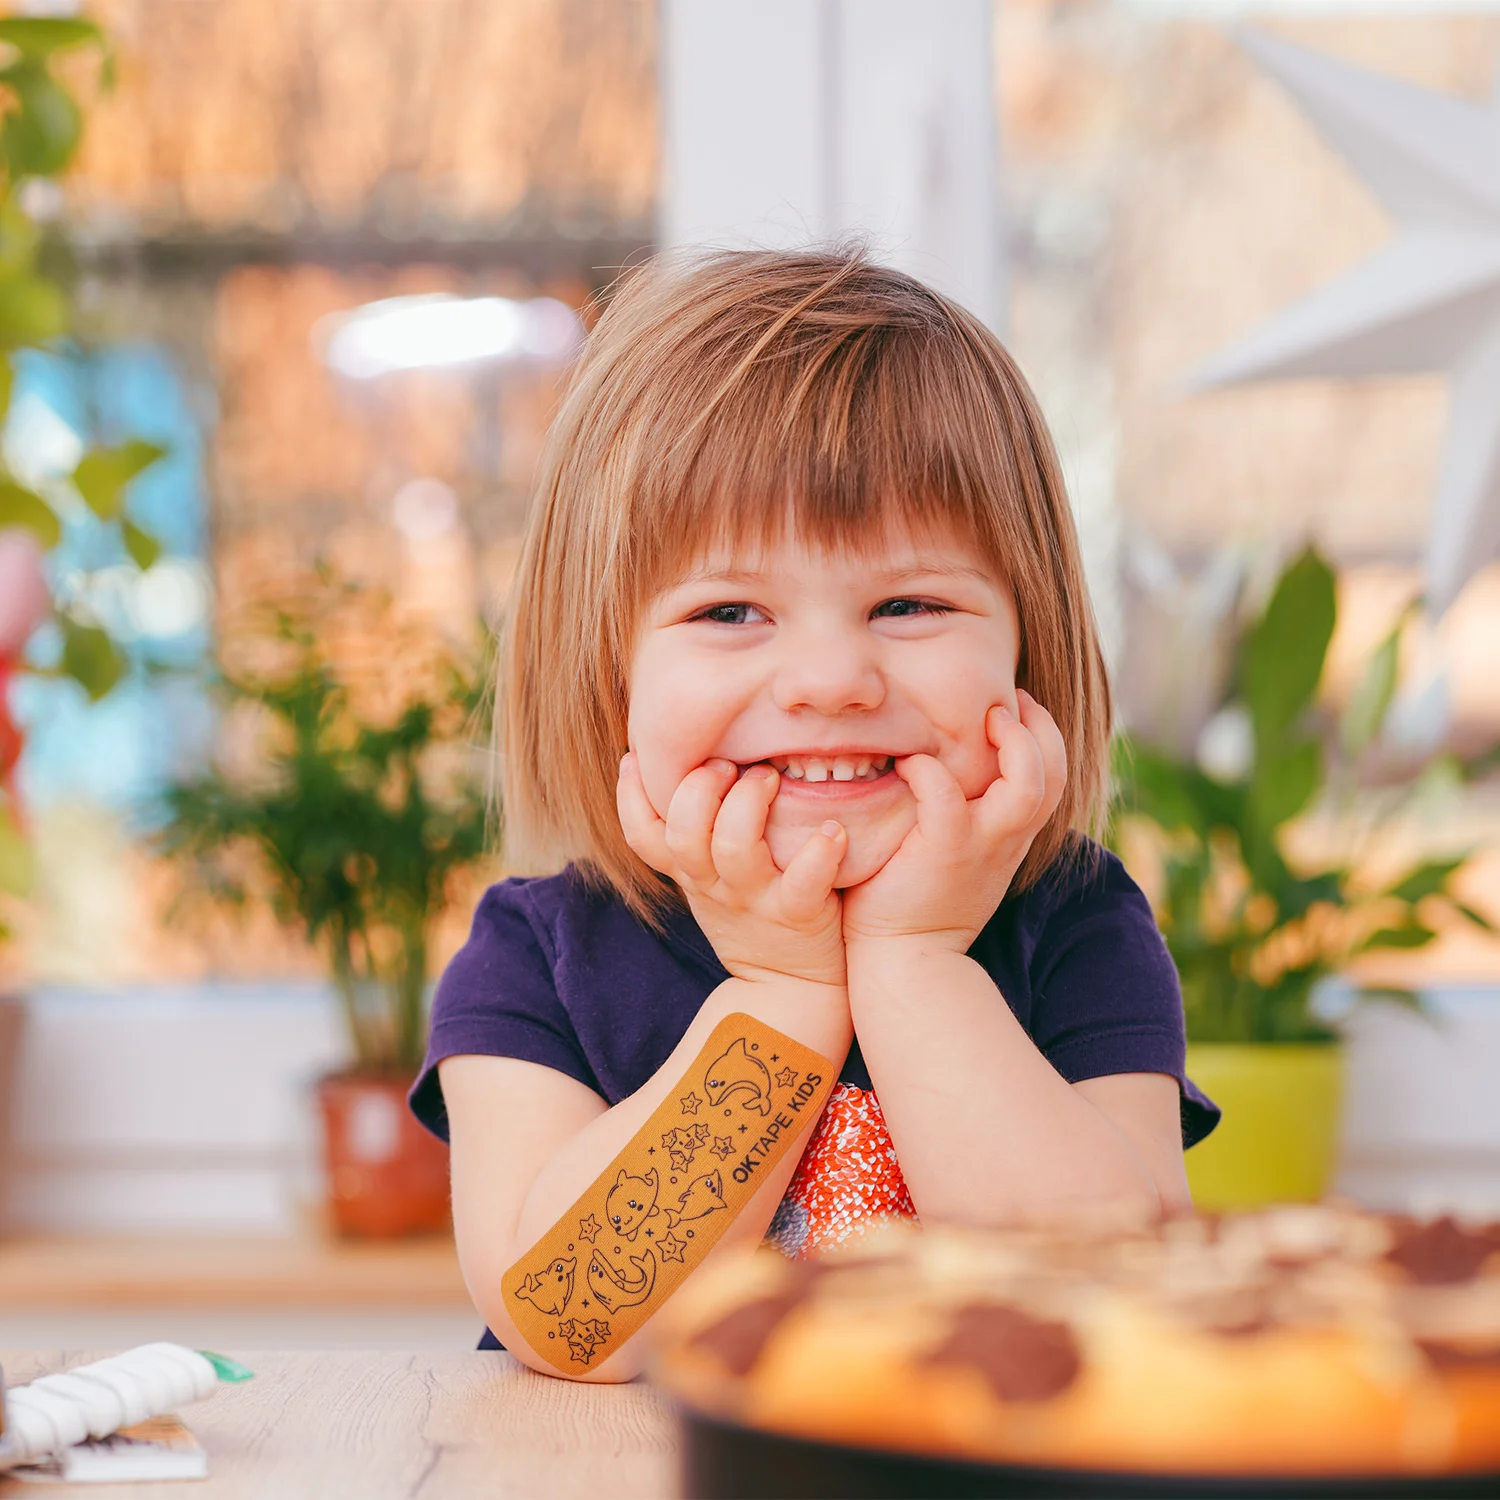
[502,1012,835,1373]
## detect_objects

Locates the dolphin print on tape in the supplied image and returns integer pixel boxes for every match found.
[501,1013,835,1373]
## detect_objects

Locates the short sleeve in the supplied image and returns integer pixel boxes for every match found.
[1028,854,1220,1149]
[408,881,602,1142]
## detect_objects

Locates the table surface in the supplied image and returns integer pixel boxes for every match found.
[0,1350,680,1499]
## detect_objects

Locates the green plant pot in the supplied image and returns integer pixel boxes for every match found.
[1184,1043,1345,1210]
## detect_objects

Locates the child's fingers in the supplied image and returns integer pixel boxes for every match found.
[710,766,781,891]
[778,820,846,922]
[975,703,1049,839]
[894,753,969,846]
[616,753,674,875]
[1017,689,1069,825]
[663,760,738,884]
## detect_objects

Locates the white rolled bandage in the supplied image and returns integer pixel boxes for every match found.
[0,1343,219,1468]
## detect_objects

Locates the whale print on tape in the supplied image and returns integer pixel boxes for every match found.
[514,1255,576,1317]
[606,1167,662,1242]
[666,1170,726,1229]
[587,1248,658,1313]
[704,1036,775,1116]
[500,1014,836,1374]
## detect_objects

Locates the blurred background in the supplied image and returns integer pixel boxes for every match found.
[2,0,1500,1350]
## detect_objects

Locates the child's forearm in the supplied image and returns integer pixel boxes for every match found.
[845,939,1159,1227]
[498,975,850,1381]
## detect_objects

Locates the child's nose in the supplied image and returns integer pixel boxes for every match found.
[770,627,885,715]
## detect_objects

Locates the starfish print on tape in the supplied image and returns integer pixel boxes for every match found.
[558,1316,611,1365]
[679,1090,703,1117]
[577,1213,602,1245]
[661,1126,700,1174]
[657,1230,688,1263]
[774,1066,799,1089]
[710,1135,734,1160]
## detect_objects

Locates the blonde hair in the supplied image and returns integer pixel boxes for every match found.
[501,248,1112,923]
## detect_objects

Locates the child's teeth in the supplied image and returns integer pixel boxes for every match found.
[772,754,896,780]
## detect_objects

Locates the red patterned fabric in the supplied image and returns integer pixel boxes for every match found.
[765,1081,918,1259]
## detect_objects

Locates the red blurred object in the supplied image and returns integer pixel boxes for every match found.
[0,659,23,807]
[316,1073,450,1238]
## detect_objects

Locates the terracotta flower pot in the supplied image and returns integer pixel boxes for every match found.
[316,1072,450,1238]
[0,995,24,1237]
[1185,1042,1345,1210]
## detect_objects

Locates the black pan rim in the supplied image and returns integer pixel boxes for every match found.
[679,1407,1500,1499]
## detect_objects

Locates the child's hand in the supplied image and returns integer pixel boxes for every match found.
[841,691,1067,953]
[617,755,849,989]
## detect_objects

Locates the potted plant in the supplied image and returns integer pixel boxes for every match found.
[160,578,492,1236]
[1112,546,1492,1208]
[0,15,171,1234]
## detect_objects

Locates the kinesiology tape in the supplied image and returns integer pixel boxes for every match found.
[502,1013,835,1373]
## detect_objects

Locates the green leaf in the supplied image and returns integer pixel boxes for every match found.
[1242,547,1337,747]
[1113,735,1243,838]
[123,518,163,571]
[1452,900,1497,933]
[60,616,126,700]
[1248,736,1322,834]
[0,18,105,56]
[1385,856,1465,904]
[72,439,167,520]
[0,477,59,545]
[1354,921,1437,954]
[0,269,66,347]
[0,60,82,177]
[1341,613,1403,757]
[0,800,31,897]
[0,356,13,423]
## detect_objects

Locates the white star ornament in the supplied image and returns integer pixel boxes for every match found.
[1187,29,1500,618]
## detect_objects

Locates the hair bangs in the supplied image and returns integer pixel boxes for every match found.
[621,307,1014,615]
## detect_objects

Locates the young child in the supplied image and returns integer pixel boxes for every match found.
[409,249,1218,1382]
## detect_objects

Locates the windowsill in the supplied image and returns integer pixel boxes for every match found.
[0,1229,470,1309]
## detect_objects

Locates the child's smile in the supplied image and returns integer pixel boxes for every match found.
[628,524,1022,887]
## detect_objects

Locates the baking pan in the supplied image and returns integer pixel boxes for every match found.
[680,1411,1500,1499]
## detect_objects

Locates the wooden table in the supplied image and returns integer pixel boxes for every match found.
[0,1351,681,1499]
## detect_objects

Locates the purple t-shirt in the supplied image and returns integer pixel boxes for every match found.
[410,841,1216,1350]
[410,842,1218,1140]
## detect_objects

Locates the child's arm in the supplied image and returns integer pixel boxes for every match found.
[843,693,1187,1226]
[845,941,1184,1224]
[443,756,851,1383]
[442,969,848,1383]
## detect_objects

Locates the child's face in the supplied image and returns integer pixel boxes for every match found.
[628,524,1022,887]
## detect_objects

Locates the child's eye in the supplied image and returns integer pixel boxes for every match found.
[872,597,953,619]
[693,602,767,626]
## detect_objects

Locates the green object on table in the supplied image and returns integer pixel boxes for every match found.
[199,1351,255,1383]
[1185,1043,1345,1209]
